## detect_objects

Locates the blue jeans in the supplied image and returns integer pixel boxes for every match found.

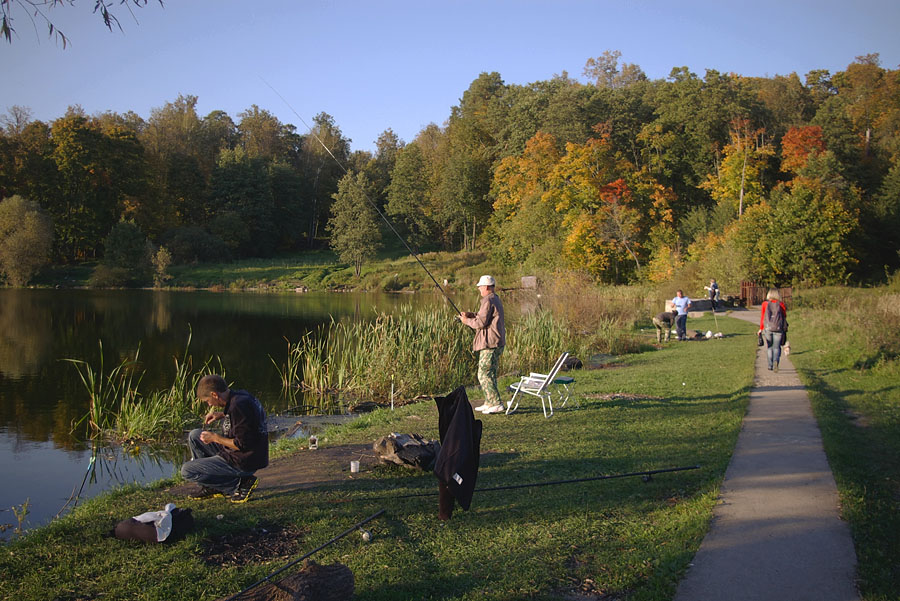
[675,314,688,340]
[764,330,784,369]
[181,428,253,494]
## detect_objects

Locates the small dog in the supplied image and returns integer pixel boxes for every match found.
[783,341,791,356]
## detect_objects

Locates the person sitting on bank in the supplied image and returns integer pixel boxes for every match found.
[652,309,677,343]
[459,275,506,415]
[182,375,268,503]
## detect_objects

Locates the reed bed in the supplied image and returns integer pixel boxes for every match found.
[277,306,573,400]
[67,334,226,442]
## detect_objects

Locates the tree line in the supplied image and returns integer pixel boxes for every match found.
[1,51,899,288]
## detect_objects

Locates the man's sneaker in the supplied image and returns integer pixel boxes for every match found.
[188,486,224,500]
[481,404,505,414]
[474,403,490,412]
[230,475,259,504]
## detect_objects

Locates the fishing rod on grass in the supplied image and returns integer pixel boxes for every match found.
[222,508,386,601]
[355,464,701,502]
[261,78,463,316]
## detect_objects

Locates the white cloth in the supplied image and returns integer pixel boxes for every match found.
[132,502,176,542]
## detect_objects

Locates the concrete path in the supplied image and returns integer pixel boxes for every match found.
[673,310,860,601]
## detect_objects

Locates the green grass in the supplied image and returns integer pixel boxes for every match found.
[0,314,757,601]
[789,287,900,601]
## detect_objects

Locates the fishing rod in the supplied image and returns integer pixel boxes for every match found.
[352,465,701,502]
[261,78,463,316]
[222,508,386,601]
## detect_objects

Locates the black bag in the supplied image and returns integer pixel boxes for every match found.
[757,331,764,346]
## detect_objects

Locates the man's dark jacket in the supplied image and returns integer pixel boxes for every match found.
[434,386,482,512]
[220,389,269,472]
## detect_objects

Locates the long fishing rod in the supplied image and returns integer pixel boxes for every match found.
[223,508,386,601]
[261,78,462,316]
[349,465,701,502]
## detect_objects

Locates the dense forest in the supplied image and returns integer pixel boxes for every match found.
[1,51,899,289]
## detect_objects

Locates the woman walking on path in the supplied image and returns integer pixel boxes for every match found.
[759,288,788,371]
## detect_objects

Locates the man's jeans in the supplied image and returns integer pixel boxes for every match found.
[675,314,688,340]
[181,428,252,494]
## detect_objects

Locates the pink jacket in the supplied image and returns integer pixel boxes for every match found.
[461,293,506,351]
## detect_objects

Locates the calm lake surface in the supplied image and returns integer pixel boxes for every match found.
[0,288,458,538]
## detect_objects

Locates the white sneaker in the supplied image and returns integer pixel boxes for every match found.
[474,403,490,412]
[481,405,505,414]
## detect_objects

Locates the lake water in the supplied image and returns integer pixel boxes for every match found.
[0,288,457,538]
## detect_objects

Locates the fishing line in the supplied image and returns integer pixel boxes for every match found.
[222,508,386,601]
[342,465,701,502]
[260,77,462,315]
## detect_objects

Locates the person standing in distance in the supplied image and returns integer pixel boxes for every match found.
[182,375,268,503]
[671,289,692,341]
[704,278,719,311]
[459,275,506,415]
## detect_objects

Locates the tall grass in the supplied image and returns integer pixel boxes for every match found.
[282,306,574,400]
[67,334,226,442]
[65,341,143,434]
[790,284,900,598]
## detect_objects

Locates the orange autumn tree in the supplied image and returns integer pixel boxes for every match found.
[780,125,826,175]
[487,131,563,266]
[542,126,673,283]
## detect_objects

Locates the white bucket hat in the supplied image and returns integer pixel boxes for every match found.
[476,275,495,287]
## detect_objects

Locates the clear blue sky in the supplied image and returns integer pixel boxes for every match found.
[3,0,899,152]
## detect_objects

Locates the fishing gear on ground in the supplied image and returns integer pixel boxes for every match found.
[222,509,385,601]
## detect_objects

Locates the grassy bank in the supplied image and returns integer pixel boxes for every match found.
[789,286,900,600]
[0,314,757,601]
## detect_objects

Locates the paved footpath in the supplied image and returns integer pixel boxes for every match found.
[674,310,860,601]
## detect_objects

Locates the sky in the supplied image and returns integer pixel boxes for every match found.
[3,0,899,153]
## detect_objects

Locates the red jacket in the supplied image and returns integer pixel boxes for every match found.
[759,300,787,330]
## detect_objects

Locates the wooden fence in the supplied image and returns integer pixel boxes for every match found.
[740,282,793,308]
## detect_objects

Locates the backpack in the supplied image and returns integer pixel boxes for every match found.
[764,301,786,332]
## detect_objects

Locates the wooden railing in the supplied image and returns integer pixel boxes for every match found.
[741,282,792,308]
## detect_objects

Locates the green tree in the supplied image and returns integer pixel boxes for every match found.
[49,112,143,260]
[701,118,774,217]
[386,142,435,249]
[328,172,382,277]
[209,147,275,257]
[301,112,350,245]
[761,183,858,284]
[583,50,647,89]
[101,220,147,269]
[0,195,53,286]
[237,105,290,161]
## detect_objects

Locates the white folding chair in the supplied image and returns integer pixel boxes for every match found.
[506,352,569,418]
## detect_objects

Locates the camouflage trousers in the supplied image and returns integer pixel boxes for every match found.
[652,317,671,343]
[477,347,504,407]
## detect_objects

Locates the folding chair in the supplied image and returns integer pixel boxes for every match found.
[506,352,569,418]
